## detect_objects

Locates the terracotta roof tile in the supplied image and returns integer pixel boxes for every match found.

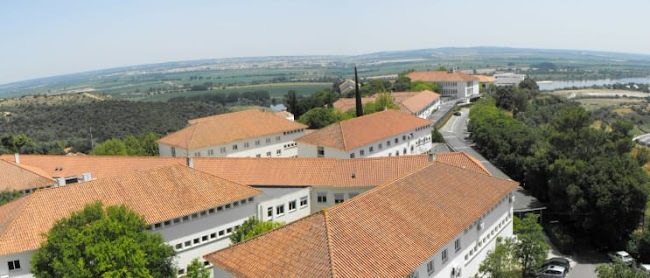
[436,152,491,175]
[204,162,518,277]
[295,110,432,151]
[0,160,56,191]
[406,71,479,82]
[395,90,440,113]
[158,109,307,149]
[474,75,496,83]
[0,164,261,255]
[332,97,375,113]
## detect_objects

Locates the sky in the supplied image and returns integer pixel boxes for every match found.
[1,0,650,85]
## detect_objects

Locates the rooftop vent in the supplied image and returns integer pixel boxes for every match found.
[351,172,356,179]
[14,153,19,164]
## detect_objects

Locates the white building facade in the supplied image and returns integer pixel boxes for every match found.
[494,73,526,86]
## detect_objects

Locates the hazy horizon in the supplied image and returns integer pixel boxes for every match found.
[2,0,650,85]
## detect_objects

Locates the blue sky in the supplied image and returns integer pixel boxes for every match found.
[1,0,649,85]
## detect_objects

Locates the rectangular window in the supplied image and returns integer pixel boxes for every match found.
[442,249,448,262]
[171,147,176,157]
[455,238,461,252]
[232,144,238,150]
[256,154,261,158]
[202,235,208,241]
[360,149,365,156]
[178,269,185,275]
[207,149,214,156]
[276,136,281,141]
[266,151,272,157]
[276,149,281,155]
[379,143,383,149]
[255,140,260,146]
[427,260,434,275]
[317,193,327,203]
[220,147,226,153]
[334,193,344,204]
[244,142,250,148]
[387,140,391,146]
[403,135,406,141]
[300,196,308,207]
[184,241,191,247]
[276,205,285,216]
[210,233,217,239]
[226,228,233,234]
[349,153,355,158]
[193,238,200,244]
[175,243,182,250]
[317,146,325,157]
[267,207,273,217]
[7,260,21,271]
[394,138,398,144]
[289,200,297,211]
[218,230,225,236]
[369,146,374,153]
[266,138,271,143]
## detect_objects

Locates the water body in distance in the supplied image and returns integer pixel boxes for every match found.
[539,77,650,91]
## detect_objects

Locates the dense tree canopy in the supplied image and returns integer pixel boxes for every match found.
[183,258,210,278]
[91,132,161,156]
[31,202,175,278]
[298,108,347,129]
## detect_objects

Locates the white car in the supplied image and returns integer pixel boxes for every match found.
[608,251,634,265]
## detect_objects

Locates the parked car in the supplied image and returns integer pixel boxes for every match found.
[608,251,635,265]
[537,265,567,278]
[542,257,571,271]
[453,111,461,116]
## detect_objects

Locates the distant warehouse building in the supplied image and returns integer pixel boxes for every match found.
[407,70,480,103]
[157,109,307,158]
[295,110,433,159]
[494,73,525,86]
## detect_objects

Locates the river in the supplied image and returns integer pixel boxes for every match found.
[538,77,650,91]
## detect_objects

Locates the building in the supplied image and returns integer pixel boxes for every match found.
[332,90,441,119]
[407,70,480,102]
[157,109,307,158]
[273,110,294,122]
[338,79,357,95]
[494,73,525,86]
[474,75,496,90]
[296,110,433,159]
[204,161,518,278]
[0,157,56,194]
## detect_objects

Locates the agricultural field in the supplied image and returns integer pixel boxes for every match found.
[139,82,332,102]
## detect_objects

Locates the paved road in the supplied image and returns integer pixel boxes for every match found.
[428,98,457,124]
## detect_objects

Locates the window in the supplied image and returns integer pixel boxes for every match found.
[276,136,281,141]
[202,235,209,241]
[210,233,217,239]
[387,140,391,146]
[403,135,406,141]
[300,196,308,207]
[266,138,271,143]
[255,140,260,146]
[232,144,238,150]
[193,238,200,244]
[178,269,185,275]
[410,145,414,152]
[8,260,21,271]
[171,147,176,157]
[244,142,250,148]
[276,149,281,155]
[427,260,434,275]
[378,143,383,149]
[442,249,448,262]
[233,201,239,207]
[349,153,355,158]
[289,200,297,211]
[408,271,419,278]
[403,148,407,155]
[218,230,225,236]
[226,228,233,234]
[191,213,198,219]
[207,149,214,156]
[317,192,327,203]
[217,206,223,212]
[359,149,365,156]
[369,146,374,153]
[267,207,273,217]
[184,241,191,247]
[241,198,247,204]
[174,218,181,224]
[154,223,161,229]
[256,154,261,158]
[317,146,325,157]
[455,238,461,252]
[175,243,182,250]
[276,205,285,216]
[194,152,201,157]
[225,204,231,209]
[395,138,398,143]
[266,151,272,157]
[334,193,344,204]
[200,210,207,216]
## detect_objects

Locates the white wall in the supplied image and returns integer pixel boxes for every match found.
[310,186,374,213]
[297,125,433,159]
[415,99,441,119]
[408,191,515,278]
[257,187,311,224]
[159,129,304,158]
[0,251,34,278]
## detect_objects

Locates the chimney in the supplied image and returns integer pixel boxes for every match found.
[428,153,435,162]
[186,157,194,168]
[354,66,363,117]
[55,177,66,187]
[81,173,92,182]
[14,153,19,164]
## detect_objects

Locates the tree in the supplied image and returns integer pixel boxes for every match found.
[0,190,23,205]
[229,216,283,244]
[596,262,646,278]
[519,76,540,93]
[31,201,175,278]
[479,237,519,278]
[183,258,210,278]
[514,214,550,276]
[284,90,298,115]
[431,128,445,143]
[298,108,346,129]
[636,147,650,167]
[494,86,516,110]
[90,138,128,155]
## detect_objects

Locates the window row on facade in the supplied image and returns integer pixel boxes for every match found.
[267,196,308,219]
[282,129,305,136]
[464,215,511,263]
[173,220,242,252]
[348,131,425,158]
[316,192,359,204]
[147,197,255,231]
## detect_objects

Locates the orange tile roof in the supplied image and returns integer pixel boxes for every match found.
[204,162,519,277]
[0,160,56,191]
[407,71,479,82]
[474,75,496,83]
[0,154,185,179]
[395,90,441,114]
[0,164,262,255]
[436,152,491,175]
[273,110,293,119]
[158,109,307,149]
[332,97,375,113]
[295,110,432,151]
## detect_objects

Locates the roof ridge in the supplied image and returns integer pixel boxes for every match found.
[338,123,348,151]
[323,209,337,278]
[0,159,56,183]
